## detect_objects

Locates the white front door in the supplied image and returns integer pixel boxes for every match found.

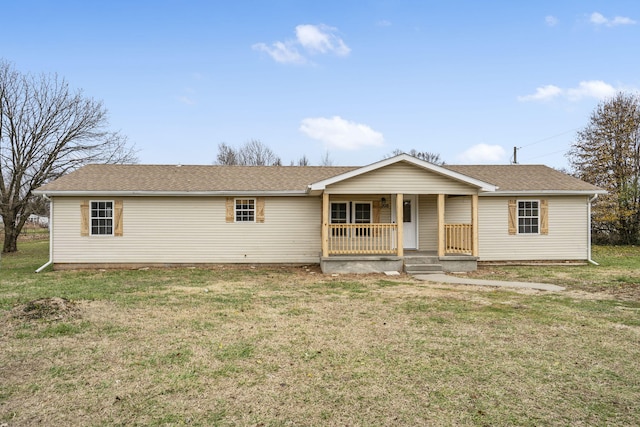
[402,195,417,249]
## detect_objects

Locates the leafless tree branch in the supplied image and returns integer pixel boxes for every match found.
[0,59,137,252]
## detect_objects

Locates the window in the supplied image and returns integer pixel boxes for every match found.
[403,200,412,223]
[235,198,255,222]
[353,203,371,224]
[518,200,539,234]
[331,203,348,224]
[330,202,372,236]
[331,202,348,236]
[353,202,372,236]
[91,201,113,235]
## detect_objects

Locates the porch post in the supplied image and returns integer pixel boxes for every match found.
[471,194,479,257]
[322,192,329,257]
[396,193,403,257]
[437,193,445,257]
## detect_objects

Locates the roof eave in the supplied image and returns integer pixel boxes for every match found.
[480,190,607,196]
[33,190,309,197]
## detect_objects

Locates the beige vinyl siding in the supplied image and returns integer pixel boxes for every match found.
[327,162,477,195]
[52,196,321,264]
[444,196,471,224]
[477,196,589,261]
[417,195,471,252]
[418,195,437,251]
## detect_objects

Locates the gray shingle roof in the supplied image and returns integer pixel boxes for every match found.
[443,165,602,192]
[35,164,358,193]
[35,162,603,194]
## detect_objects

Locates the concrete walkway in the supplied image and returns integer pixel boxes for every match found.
[413,273,565,291]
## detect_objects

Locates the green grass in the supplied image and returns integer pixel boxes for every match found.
[1,241,640,426]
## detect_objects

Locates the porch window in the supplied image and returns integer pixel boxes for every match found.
[518,200,539,234]
[353,202,372,236]
[330,202,372,236]
[331,202,348,236]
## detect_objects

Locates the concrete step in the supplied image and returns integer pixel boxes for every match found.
[403,256,440,265]
[405,263,443,273]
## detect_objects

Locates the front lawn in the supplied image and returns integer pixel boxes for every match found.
[1,242,639,426]
[471,245,640,300]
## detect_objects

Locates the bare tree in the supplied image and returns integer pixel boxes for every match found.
[215,142,238,165]
[295,155,310,166]
[386,149,444,165]
[320,150,334,166]
[0,60,137,253]
[569,92,640,244]
[214,140,281,166]
[240,139,281,166]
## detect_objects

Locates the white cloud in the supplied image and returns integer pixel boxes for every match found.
[295,24,350,56]
[376,20,392,27]
[299,116,384,150]
[254,24,350,64]
[545,15,558,26]
[517,85,562,102]
[456,144,507,164]
[590,12,636,27]
[252,41,306,64]
[518,80,619,102]
[566,80,617,101]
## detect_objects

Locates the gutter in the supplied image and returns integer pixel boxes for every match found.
[35,195,53,273]
[479,190,608,196]
[32,190,309,197]
[587,194,599,266]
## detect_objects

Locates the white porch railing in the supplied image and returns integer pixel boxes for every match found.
[445,223,472,254]
[328,223,397,255]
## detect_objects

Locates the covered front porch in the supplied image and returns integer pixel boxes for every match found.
[319,192,479,274]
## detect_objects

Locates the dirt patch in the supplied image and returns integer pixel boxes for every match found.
[586,283,640,301]
[9,297,80,322]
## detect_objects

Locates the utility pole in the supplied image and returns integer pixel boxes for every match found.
[512,146,518,164]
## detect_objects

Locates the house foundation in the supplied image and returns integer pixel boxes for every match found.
[320,254,477,274]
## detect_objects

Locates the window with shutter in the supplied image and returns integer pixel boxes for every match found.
[81,200,123,237]
[510,199,548,235]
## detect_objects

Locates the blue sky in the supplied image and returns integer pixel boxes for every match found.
[3,1,639,168]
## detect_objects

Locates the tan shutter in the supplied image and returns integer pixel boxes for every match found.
[226,197,234,223]
[80,200,90,236]
[508,199,517,235]
[540,199,548,235]
[114,200,123,236]
[256,197,265,223]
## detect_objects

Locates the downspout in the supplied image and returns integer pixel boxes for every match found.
[587,194,599,266]
[36,195,53,273]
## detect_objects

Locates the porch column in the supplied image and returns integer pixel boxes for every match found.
[471,194,479,257]
[396,193,403,257]
[321,192,329,257]
[437,193,445,257]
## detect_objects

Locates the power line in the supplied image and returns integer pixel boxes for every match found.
[511,127,579,164]
[526,148,569,161]
[519,128,579,149]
